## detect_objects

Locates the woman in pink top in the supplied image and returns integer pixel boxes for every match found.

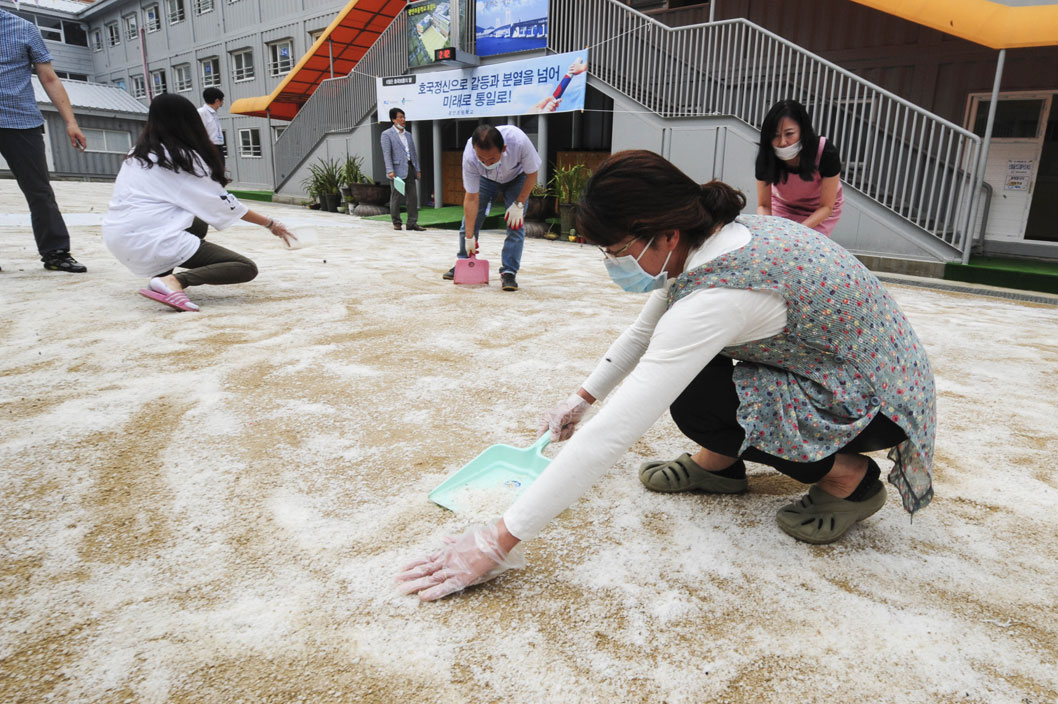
[755,100,844,236]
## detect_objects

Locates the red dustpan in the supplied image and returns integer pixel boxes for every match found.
[453,253,489,285]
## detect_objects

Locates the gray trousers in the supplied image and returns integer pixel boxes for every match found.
[390,161,418,227]
[0,127,71,255]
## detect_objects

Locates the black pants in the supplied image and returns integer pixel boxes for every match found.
[158,218,257,288]
[0,127,70,255]
[670,355,907,484]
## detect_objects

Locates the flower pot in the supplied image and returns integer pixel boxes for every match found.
[558,203,577,238]
[322,193,341,212]
[349,183,391,207]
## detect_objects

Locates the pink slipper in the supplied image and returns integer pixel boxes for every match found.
[138,288,200,311]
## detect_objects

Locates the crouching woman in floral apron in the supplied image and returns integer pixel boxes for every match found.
[398,150,936,602]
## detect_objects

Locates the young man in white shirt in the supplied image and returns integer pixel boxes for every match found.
[197,88,225,160]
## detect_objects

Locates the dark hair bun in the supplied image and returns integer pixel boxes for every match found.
[700,180,747,225]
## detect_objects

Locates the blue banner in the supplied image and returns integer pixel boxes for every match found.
[377,50,588,121]
[475,0,548,57]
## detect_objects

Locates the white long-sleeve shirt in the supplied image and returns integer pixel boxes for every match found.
[102,152,248,277]
[197,104,223,146]
[503,221,789,540]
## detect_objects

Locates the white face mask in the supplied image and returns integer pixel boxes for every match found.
[478,158,500,171]
[774,141,802,161]
[603,236,673,293]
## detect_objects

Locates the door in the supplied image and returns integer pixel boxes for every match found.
[968,93,1049,241]
[1024,98,1058,241]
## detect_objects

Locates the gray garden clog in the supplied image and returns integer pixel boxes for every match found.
[639,454,748,494]
[776,479,887,544]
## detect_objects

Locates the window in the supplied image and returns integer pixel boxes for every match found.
[36,16,62,42]
[92,29,103,51]
[81,128,132,154]
[150,69,167,94]
[106,22,120,46]
[220,131,228,158]
[145,5,161,32]
[63,21,88,47]
[55,71,89,81]
[231,49,254,82]
[167,0,185,24]
[132,75,147,98]
[238,128,261,157]
[194,0,214,14]
[272,126,286,143]
[174,64,192,92]
[308,29,325,44]
[972,99,1045,140]
[113,78,127,92]
[268,39,293,77]
[200,57,220,87]
[124,14,138,42]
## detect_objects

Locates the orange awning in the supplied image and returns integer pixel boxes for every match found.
[850,0,1058,49]
[230,0,405,121]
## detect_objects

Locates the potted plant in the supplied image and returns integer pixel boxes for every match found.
[303,157,344,212]
[341,155,370,205]
[550,163,592,239]
[523,182,553,239]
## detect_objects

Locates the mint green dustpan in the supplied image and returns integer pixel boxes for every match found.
[429,434,552,512]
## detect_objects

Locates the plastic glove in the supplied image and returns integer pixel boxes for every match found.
[465,233,478,256]
[505,201,525,230]
[538,392,590,441]
[268,219,296,247]
[396,520,525,601]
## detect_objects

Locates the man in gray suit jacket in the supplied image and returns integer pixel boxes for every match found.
[380,108,425,231]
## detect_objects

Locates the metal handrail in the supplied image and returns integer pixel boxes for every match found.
[549,1,982,253]
[274,0,982,255]
[272,11,408,187]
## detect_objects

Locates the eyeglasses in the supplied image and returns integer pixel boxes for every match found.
[598,236,645,261]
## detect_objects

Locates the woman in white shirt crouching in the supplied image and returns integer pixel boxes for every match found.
[102,93,294,312]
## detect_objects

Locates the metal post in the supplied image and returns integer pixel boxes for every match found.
[267,108,276,189]
[709,0,716,22]
[963,48,1005,264]
[432,119,442,209]
[538,113,548,193]
[328,39,334,78]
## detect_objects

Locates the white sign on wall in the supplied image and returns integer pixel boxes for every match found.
[377,50,588,121]
[1005,159,1033,191]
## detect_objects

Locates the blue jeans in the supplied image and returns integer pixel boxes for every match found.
[457,172,526,275]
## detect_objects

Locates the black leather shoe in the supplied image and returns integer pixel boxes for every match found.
[501,272,518,291]
[407,225,426,231]
[442,266,455,280]
[393,223,402,230]
[42,251,87,273]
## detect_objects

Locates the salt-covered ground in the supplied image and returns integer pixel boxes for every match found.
[1,181,1056,703]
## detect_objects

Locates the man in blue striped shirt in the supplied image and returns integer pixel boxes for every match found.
[0,9,88,273]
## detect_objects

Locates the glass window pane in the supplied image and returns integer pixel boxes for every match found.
[974,99,1044,139]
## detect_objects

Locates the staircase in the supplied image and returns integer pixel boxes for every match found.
[273,0,983,259]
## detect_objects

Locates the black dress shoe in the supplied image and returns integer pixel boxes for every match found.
[393,224,402,230]
[407,225,427,231]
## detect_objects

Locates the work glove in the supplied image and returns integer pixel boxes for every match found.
[504,201,524,230]
[538,392,590,442]
[396,520,525,601]
[268,219,296,246]
[465,233,478,256]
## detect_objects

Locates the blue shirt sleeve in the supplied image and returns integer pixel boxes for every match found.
[26,25,53,65]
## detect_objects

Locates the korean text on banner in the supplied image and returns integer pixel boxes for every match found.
[377,50,589,121]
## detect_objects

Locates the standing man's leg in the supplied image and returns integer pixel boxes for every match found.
[498,173,527,279]
[0,127,84,272]
[389,172,403,229]
[456,177,497,259]
[405,162,420,229]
